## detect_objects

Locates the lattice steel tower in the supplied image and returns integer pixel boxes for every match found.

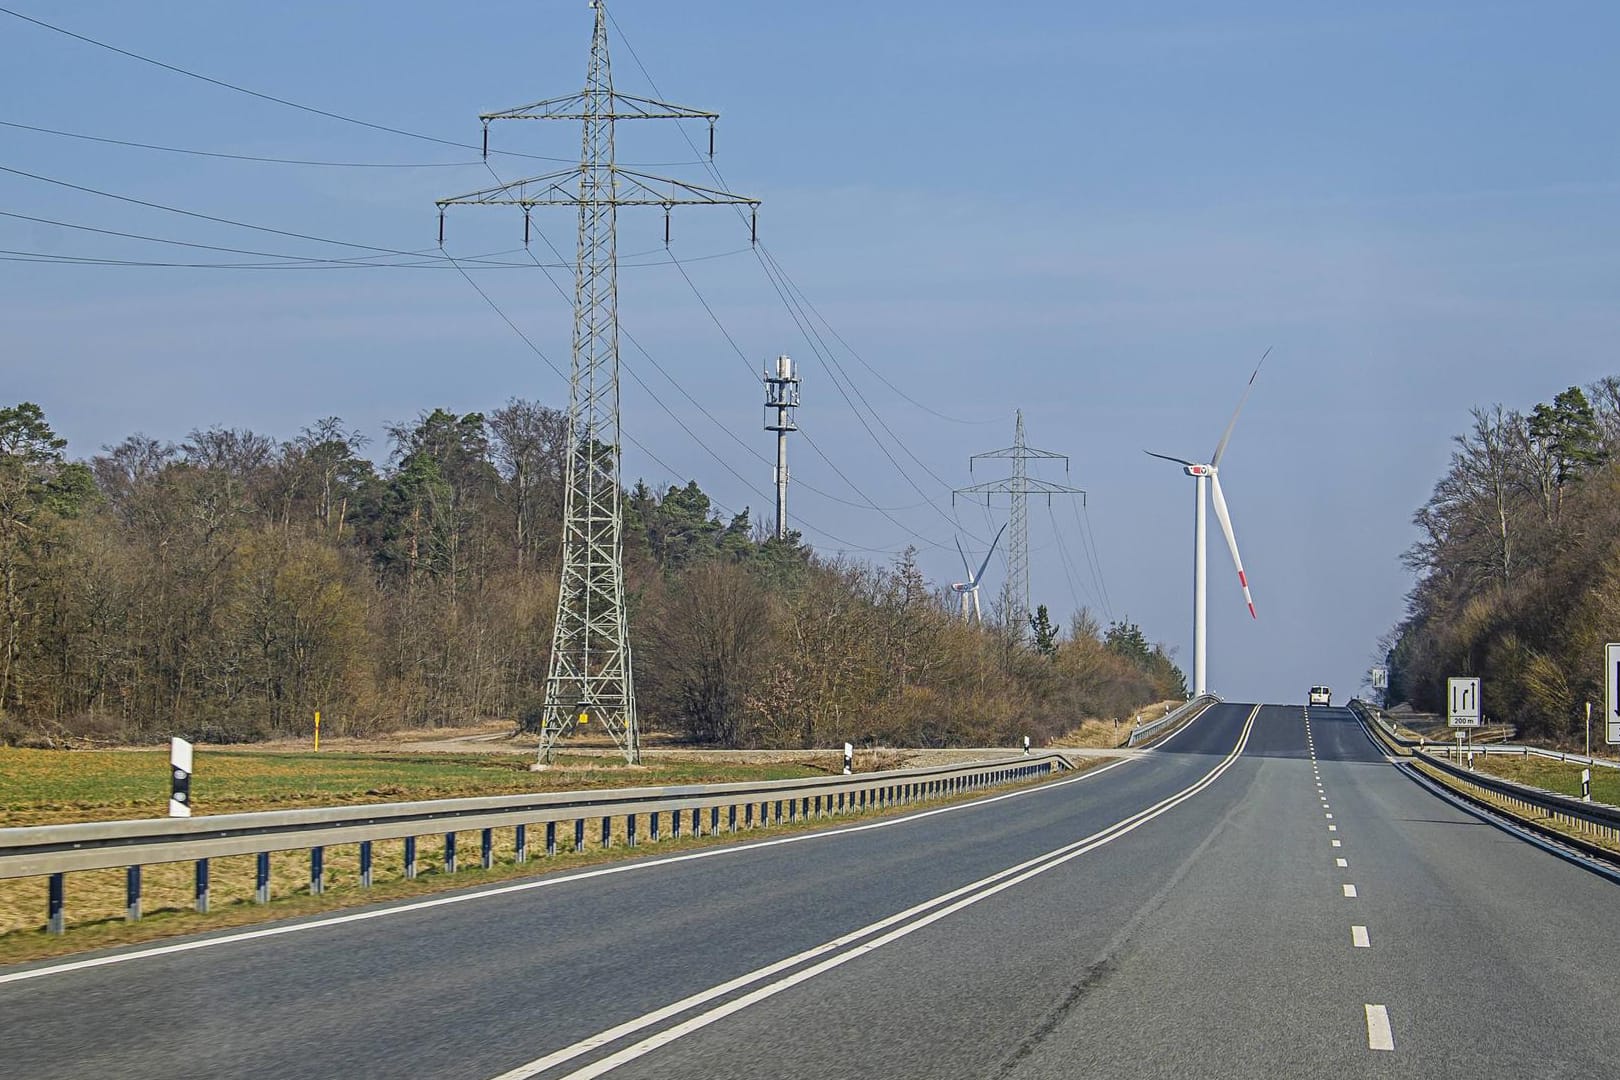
[954,411,1085,635]
[438,1,759,764]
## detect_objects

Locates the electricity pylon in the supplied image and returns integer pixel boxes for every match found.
[953,411,1085,635]
[437,1,759,764]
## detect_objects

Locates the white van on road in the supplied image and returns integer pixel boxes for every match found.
[1308,686,1332,707]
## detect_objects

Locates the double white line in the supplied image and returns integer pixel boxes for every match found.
[491,704,1262,1080]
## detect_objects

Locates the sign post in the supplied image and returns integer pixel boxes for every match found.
[1606,643,1620,746]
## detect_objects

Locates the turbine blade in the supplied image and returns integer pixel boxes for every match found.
[1209,472,1256,619]
[1210,346,1271,468]
[955,536,974,583]
[1144,450,1199,467]
[975,522,1008,586]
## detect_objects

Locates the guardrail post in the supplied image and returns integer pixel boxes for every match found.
[775,799,784,824]
[575,819,585,853]
[744,803,754,829]
[516,824,529,864]
[481,828,494,869]
[601,817,612,849]
[404,836,418,880]
[712,805,721,834]
[126,865,141,922]
[47,872,65,935]
[671,810,681,839]
[195,859,210,914]
[628,814,638,847]
[692,807,702,836]
[445,832,458,874]
[256,851,271,902]
[311,846,325,895]
[729,804,738,832]
[360,840,373,887]
[652,812,661,842]
[545,821,557,858]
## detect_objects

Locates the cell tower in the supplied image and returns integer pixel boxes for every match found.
[954,411,1085,634]
[437,2,760,764]
[763,355,799,540]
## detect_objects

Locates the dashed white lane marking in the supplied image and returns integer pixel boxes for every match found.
[1365,1004,1394,1050]
[1329,825,1338,832]
[1326,813,1334,819]
[1343,883,1358,898]
[1332,839,1342,847]
[1352,925,1370,948]
[1336,857,1348,867]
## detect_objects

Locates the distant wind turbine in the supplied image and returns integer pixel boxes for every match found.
[952,523,1008,624]
[1145,349,1269,696]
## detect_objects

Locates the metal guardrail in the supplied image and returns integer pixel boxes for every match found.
[1350,699,1620,769]
[2,751,1072,935]
[1350,699,1620,850]
[1127,694,1221,747]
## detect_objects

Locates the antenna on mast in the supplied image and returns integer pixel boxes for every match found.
[764,355,800,540]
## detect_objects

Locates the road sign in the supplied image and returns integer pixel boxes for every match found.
[1371,666,1388,690]
[1447,677,1481,728]
[1606,643,1620,745]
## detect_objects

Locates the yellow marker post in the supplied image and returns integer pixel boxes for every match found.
[314,711,321,751]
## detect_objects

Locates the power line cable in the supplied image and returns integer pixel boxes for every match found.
[0,6,556,164]
[0,119,479,168]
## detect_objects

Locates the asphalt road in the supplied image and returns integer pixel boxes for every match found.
[5,703,1619,1079]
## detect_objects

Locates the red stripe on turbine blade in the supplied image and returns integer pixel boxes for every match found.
[1238,571,1248,587]
[1247,601,1257,619]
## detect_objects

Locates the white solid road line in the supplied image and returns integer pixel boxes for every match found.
[1365,1004,1395,1050]
[1352,925,1370,948]
[1343,884,1358,897]
[486,706,1265,1080]
[2,724,1176,988]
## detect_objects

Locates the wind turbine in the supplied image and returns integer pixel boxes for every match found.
[952,523,1007,624]
[1145,350,1269,696]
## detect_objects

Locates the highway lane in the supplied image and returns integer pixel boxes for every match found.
[0,702,1257,1080]
[562,706,1620,1080]
[9,701,1620,1079]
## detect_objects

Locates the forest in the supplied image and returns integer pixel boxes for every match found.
[0,400,1185,748]
[1388,377,1620,740]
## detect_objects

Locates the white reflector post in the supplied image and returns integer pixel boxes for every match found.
[169,737,193,818]
[843,742,854,775]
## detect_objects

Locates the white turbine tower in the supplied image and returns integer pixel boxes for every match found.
[1146,350,1268,696]
[952,523,1008,624]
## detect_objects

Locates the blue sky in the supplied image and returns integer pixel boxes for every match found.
[6,1,1620,704]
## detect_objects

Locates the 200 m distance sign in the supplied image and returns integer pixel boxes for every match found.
[1607,643,1620,745]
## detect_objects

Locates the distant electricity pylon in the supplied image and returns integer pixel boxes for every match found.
[437,1,760,765]
[954,411,1085,635]
[763,355,800,540]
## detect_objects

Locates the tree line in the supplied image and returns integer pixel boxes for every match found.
[1388,378,1620,739]
[0,400,1185,747]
